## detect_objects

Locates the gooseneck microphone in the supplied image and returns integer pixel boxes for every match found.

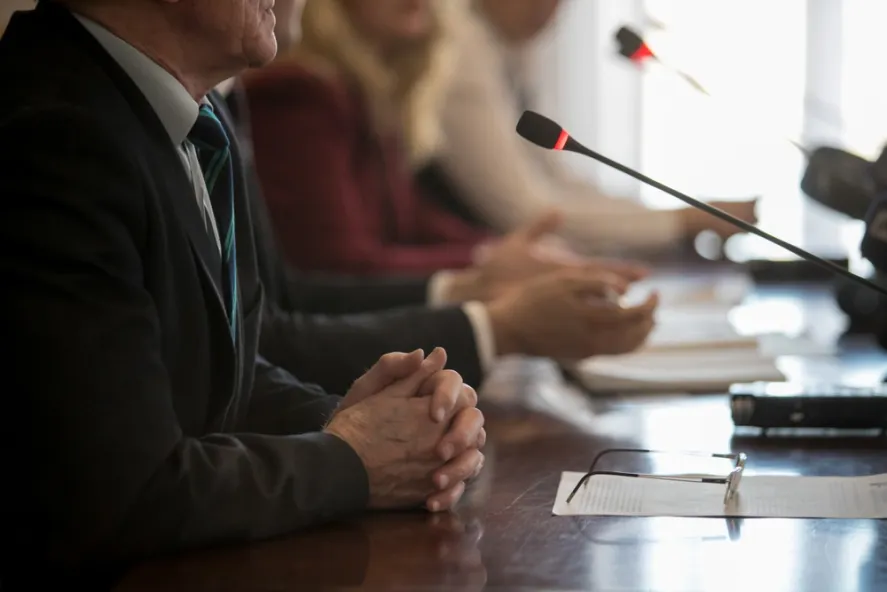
[515,110,887,299]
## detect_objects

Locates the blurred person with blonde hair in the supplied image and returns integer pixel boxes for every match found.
[243,0,496,275]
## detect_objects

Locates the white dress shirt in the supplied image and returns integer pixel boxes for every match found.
[74,14,222,254]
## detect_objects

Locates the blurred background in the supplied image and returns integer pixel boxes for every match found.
[531,0,886,266]
[6,0,883,268]
[1,1,31,30]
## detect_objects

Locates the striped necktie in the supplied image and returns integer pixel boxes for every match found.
[188,103,238,340]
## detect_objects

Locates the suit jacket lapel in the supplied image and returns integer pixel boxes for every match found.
[161,151,228,317]
[40,2,237,358]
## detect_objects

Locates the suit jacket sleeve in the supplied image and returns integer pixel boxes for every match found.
[0,109,368,565]
[284,272,432,314]
[260,302,483,395]
[244,70,479,274]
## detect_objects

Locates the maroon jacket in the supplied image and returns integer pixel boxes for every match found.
[242,62,491,275]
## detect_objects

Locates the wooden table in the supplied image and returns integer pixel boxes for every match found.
[117,280,887,592]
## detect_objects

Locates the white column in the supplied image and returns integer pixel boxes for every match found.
[536,0,645,198]
[803,0,853,256]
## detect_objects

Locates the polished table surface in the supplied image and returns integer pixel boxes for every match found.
[117,276,887,591]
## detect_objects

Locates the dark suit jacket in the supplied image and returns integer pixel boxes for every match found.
[0,4,366,587]
[223,87,484,394]
[241,61,492,275]
[416,160,494,231]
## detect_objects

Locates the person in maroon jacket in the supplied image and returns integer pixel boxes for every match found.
[242,0,502,275]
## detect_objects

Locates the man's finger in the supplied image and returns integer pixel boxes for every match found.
[563,269,631,297]
[619,292,660,318]
[583,291,659,325]
[606,315,656,355]
[476,427,487,450]
[590,258,651,281]
[433,449,485,492]
[421,371,474,424]
[437,407,485,462]
[345,349,424,407]
[381,347,448,399]
[515,209,563,242]
[427,480,466,513]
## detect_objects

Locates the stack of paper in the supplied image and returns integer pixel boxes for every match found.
[641,305,758,352]
[565,272,842,393]
[569,303,785,393]
[627,273,753,308]
[571,347,785,393]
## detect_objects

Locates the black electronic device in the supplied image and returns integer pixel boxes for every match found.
[730,382,887,432]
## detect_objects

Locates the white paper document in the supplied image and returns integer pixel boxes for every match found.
[638,306,834,356]
[627,273,752,308]
[553,471,887,519]
[571,348,785,393]
[642,305,757,352]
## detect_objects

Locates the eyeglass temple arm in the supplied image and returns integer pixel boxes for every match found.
[566,470,727,503]
[588,449,741,472]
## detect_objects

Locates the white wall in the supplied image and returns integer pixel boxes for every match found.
[536,0,880,258]
[534,0,645,199]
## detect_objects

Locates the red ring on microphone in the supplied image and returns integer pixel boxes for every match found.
[630,43,654,63]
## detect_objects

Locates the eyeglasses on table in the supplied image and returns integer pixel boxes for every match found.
[566,448,747,506]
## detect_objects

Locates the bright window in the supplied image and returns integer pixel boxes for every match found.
[541,0,886,261]
[639,0,810,256]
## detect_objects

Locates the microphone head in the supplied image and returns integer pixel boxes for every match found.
[516,110,567,150]
[615,26,644,57]
[615,26,654,62]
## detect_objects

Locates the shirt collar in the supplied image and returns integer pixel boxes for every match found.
[73,13,200,146]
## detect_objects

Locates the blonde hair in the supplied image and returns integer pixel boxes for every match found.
[292,0,464,165]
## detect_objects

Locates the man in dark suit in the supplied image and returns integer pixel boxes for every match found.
[0,0,485,587]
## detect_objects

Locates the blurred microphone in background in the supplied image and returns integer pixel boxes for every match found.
[613,24,887,273]
[615,26,710,97]
[613,23,881,221]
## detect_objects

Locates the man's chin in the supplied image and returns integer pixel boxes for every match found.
[245,39,279,68]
